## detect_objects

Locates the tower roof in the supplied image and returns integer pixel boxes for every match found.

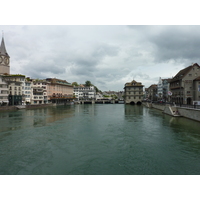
[0,37,9,57]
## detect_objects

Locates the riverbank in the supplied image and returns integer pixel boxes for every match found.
[0,103,55,112]
[143,102,200,122]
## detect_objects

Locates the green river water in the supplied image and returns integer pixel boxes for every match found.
[0,104,200,175]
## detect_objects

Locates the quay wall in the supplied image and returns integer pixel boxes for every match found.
[163,106,173,116]
[0,106,18,112]
[177,107,200,122]
[0,103,55,112]
[26,103,55,109]
[142,102,200,122]
[151,103,165,111]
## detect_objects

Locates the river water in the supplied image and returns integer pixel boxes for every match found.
[0,104,200,175]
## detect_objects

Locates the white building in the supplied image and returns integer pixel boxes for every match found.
[31,80,49,104]
[96,92,104,100]
[22,79,32,105]
[157,77,172,102]
[0,75,9,105]
[74,86,96,100]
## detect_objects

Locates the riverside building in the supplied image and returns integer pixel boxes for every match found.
[32,79,49,104]
[0,75,9,105]
[3,74,25,105]
[73,85,96,100]
[169,63,200,105]
[46,78,74,104]
[124,80,144,105]
[146,84,157,102]
[157,77,171,102]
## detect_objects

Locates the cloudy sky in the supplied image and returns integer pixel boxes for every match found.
[1,25,200,91]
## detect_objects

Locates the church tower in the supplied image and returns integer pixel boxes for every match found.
[0,36,10,74]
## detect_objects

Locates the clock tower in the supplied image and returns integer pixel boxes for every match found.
[0,36,10,75]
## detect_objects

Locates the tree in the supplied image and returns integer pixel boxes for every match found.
[94,86,100,93]
[85,80,92,86]
[72,82,79,86]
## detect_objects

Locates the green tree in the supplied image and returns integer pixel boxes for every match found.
[85,80,92,86]
[72,82,79,86]
[94,86,100,93]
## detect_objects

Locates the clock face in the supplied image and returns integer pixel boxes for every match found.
[0,56,3,63]
[4,57,9,65]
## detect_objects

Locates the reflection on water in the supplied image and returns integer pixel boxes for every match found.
[0,106,75,132]
[0,104,200,175]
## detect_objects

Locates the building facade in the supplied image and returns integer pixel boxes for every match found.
[157,77,171,102]
[0,75,9,105]
[32,79,49,104]
[146,84,157,101]
[74,85,96,100]
[46,78,74,103]
[169,63,200,105]
[3,75,25,105]
[193,76,200,104]
[124,80,144,104]
[22,79,33,105]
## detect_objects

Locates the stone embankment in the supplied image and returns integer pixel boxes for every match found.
[0,106,18,112]
[143,102,200,122]
[0,103,56,112]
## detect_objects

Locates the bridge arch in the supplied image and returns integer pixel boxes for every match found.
[130,101,135,105]
[136,101,142,105]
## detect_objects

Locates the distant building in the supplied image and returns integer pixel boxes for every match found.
[96,92,104,100]
[74,85,96,100]
[193,76,200,104]
[0,36,10,75]
[146,84,157,101]
[46,78,74,103]
[144,88,148,100]
[0,75,9,105]
[157,77,171,102]
[169,63,200,105]
[3,74,25,105]
[102,91,124,100]
[124,80,144,104]
[22,78,33,105]
[31,79,49,104]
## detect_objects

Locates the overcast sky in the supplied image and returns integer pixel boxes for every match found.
[1,25,200,91]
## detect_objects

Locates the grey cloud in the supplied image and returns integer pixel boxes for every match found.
[127,25,200,64]
[67,43,119,77]
[92,43,119,58]
[147,26,200,63]
[4,25,200,91]
[21,61,65,79]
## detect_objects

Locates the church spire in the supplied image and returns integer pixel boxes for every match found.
[0,35,9,57]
